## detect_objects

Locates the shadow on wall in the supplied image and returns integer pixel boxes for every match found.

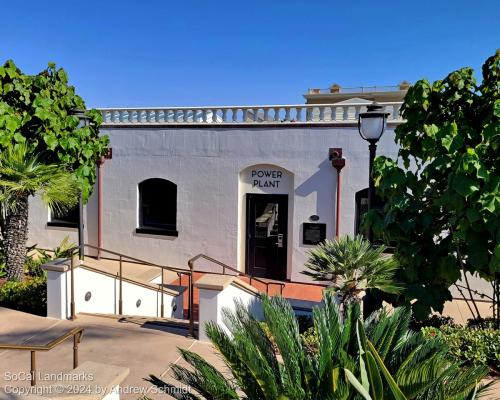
[295,159,336,244]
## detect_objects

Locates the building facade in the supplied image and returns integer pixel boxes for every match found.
[27,87,405,283]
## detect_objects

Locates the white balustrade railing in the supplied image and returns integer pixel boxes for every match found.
[99,102,403,125]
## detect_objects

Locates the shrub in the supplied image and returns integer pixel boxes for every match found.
[24,255,49,278]
[423,325,500,374]
[300,326,318,355]
[409,314,455,331]
[0,276,47,316]
[302,235,402,309]
[261,315,315,353]
[467,317,497,329]
[149,295,489,399]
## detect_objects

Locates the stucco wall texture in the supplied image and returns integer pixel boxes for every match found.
[27,125,399,283]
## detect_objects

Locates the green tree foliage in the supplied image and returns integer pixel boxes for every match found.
[148,294,488,399]
[302,235,402,309]
[366,51,500,321]
[0,59,109,201]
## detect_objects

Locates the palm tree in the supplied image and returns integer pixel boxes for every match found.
[0,144,79,281]
[302,235,402,308]
[148,294,489,399]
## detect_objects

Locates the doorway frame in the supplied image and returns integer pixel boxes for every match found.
[245,193,288,280]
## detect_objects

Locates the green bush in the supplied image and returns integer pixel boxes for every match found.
[24,255,49,278]
[261,316,316,355]
[300,326,318,355]
[467,317,497,329]
[0,276,47,316]
[409,314,455,331]
[423,325,500,373]
[149,296,489,399]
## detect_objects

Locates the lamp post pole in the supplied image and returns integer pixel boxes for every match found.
[367,140,377,243]
[357,104,389,243]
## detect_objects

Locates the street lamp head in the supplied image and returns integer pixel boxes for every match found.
[358,103,390,142]
[70,108,91,128]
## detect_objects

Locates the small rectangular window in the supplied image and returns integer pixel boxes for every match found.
[48,206,79,228]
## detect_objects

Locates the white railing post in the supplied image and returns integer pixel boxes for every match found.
[284,107,291,122]
[354,105,361,121]
[274,107,280,122]
[306,107,312,121]
[295,107,302,122]
[342,106,349,121]
[263,108,270,122]
[318,106,325,122]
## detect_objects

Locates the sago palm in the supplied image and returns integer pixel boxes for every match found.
[0,144,79,281]
[148,294,489,399]
[302,235,402,307]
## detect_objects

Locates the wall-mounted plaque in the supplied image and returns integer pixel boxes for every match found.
[303,223,326,245]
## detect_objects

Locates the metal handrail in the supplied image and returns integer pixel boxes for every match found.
[67,244,192,322]
[188,253,285,294]
[83,244,188,274]
[0,327,84,386]
[187,253,286,338]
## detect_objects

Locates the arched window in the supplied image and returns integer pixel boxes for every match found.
[354,188,386,240]
[137,178,178,236]
[354,188,369,235]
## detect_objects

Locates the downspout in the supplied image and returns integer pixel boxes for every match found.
[335,169,342,238]
[97,157,103,259]
[97,149,112,259]
[329,148,346,239]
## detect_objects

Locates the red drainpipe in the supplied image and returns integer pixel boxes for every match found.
[329,148,346,239]
[97,157,103,259]
[97,149,112,259]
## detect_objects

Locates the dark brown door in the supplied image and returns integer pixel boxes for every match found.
[246,194,288,280]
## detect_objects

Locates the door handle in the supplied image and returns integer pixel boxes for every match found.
[277,234,284,248]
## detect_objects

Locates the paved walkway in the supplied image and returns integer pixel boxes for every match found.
[0,308,223,400]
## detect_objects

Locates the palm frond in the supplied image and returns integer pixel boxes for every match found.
[170,349,239,400]
[302,235,403,300]
[205,321,266,399]
[0,143,79,213]
[261,295,307,398]
[146,374,202,400]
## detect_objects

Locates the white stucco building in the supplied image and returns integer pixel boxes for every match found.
[28,85,407,283]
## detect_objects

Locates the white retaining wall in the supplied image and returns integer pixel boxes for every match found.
[43,260,183,319]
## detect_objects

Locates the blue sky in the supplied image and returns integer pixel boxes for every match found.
[2,0,498,108]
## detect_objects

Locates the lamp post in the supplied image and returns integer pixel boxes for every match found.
[70,109,91,260]
[358,104,389,243]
